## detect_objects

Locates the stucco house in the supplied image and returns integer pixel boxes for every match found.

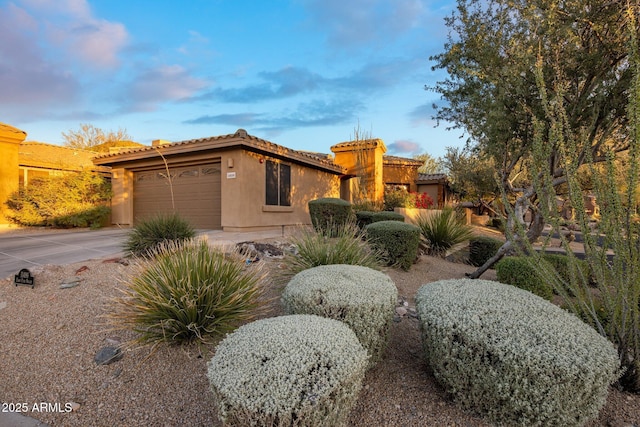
[18,142,110,187]
[92,129,345,231]
[417,173,452,208]
[0,122,27,223]
[93,130,452,231]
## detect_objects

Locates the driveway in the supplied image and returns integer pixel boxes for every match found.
[0,227,290,279]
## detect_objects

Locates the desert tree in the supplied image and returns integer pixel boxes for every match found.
[430,0,636,278]
[62,123,133,151]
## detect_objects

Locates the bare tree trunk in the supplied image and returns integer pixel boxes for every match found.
[467,187,546,279]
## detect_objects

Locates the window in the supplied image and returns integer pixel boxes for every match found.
[265,160,291,206]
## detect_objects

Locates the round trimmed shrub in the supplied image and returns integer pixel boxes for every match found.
[370,211,405,223]
[468,236,503,267]
[415,279,620,427]
[495,256,554,300]
[365,220,420,270]
[207,315,368,427]
[282,264,397,366]
[355,210,375,229]
[308,197,353,237]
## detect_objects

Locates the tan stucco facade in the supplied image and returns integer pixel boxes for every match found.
[95,130,343,231]
[330,139,386,202]
[0,123,27,223]
[382,158,423,193]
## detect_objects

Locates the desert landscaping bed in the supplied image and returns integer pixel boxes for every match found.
[1,242,639,426]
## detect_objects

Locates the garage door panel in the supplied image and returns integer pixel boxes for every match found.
[134,163,221,229]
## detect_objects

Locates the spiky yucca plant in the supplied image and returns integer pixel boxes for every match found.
[277,222,383,285]
[108,239,267,345]
[416,208,474,256]
[124,213,195,257]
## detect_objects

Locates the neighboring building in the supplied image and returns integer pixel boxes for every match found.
[0,122,27,223]
[383,156,424,192]
[18,142,111,187]
[93,129,345,231]
[417,173,452,208]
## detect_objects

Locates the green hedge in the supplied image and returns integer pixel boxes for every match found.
[208,315,368,427]
[371,211,405,223]
[308,197,353,237]
[468,236,503,267]
[415,279,620,427]
[355,210,376,229]
[366,221,420,270]
[495,256,554,300]
[282,264,397,367]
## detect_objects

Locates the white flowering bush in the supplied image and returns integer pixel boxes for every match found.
[207,315,368,427]
[415,279,620,427]
[282,264,397,366]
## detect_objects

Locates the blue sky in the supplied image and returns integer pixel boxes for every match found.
[0,0,463,158]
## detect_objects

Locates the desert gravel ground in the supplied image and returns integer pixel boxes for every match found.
[1,237,639,426]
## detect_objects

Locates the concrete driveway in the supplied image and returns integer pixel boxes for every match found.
[0,227,290,279]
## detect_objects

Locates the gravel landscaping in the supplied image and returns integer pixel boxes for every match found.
[1,239,639,426]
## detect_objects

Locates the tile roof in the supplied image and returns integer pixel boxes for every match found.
[417,173,448,182]
[93,129,346,174]
[383,155,424,166]
[19,142,108,172]
[330,138,387,152]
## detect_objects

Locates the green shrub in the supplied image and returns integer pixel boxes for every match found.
[416,208,474,256]
[468,236,503,267]
[282,265,397,367]
[108,239,266,345]
[415,279,620,427]
[383,188,415,211]
[277,223,382,285]
[4,171,112,228]
[308,197,353,237]
[124,213,196,257]
[207,315,368,427]
[352,199,382,212]
[366,221,420,270]
[542,253,592,290]
[355,210,375,229]
[371,211,405,223]
[495,256,554,300]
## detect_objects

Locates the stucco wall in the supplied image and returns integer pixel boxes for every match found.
[0,125,27,224]
[109,168,134,225]
[383,164,419,192]
[220,149,340,231]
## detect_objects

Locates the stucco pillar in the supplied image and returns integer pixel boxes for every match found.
[109,168,134,225]
[0,123,27,224]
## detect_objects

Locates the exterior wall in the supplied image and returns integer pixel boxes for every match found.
[0,125,27,223]
[383,164,419,192]
[331,144,385,203]
[220,149,340,231]
[417,183,439,207]
[109,168,134,225]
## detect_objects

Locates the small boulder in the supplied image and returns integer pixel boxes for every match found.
[94,346,123,365]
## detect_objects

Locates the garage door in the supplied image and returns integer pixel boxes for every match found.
[133,163,221,229]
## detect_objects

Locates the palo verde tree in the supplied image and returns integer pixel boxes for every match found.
[430,0,636,278]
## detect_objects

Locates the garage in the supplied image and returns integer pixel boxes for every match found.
[133,162,221,229]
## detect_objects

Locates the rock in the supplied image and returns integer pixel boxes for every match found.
[408,308,419,319]
[69,402,81,412]
[393,315,402,323]
[396,307,408,316]
[105,337,122,347]
[0,301,6,311]
[94,346,123,365]
[60,276,81,289]
[75,266,89,274]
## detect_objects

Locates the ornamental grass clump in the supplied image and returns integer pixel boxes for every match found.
[277,222,382,285]
[416,207,473,256]
[108,239,266,345]
[207,315,368,427]
[124,212,196,257]
[415,279,620,427]
[282,264,397,367]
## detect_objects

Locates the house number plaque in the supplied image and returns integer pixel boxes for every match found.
[14,268,35,289]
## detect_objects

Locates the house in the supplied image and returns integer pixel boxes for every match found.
[92,129,345,231]
[18,142,111,187]
[94,130,452,231]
